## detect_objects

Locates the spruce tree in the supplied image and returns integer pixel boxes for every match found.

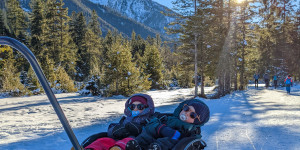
[131,32,146,58]
[143,43,163,89]
[6,0,28,73]
[87,10,103,77]
[30,0,47,61]
[26,66,44,94]
[0,46,26,96]
[6,0,27,40]
[89,10,102,37]
[71,12,88,81]
[55,66,77,92]
[160,43,178,87]
[84,28,102,77]
[104,34,150,96]
[28,0,57,87]
[0,10,8,36]
[45,0,77,77]
[102,30,113,66]
[167,0,224,96]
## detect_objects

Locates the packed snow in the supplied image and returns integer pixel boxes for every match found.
[0,84,300,150]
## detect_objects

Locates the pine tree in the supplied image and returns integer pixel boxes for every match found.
[168,0,222,96]
[102,30,113,67]
[70,12,88,81]
[28,0,57,87]
[45,0,77,77]
[290,6,300,80]
[44,56,56,86]
[30,0,48,61]
[55,66,77,92]
[159,43,179,88]
[6,0,29,73]
[255,0,294,80]
[72,12,87,48]
[45,0,58,62]
[160,42,176,70]
[0,46,26,96]
[0,10,9,36]
[89,10,102,37]
[143,43,163,89]
[174,63,194,88]
[87,10,103,76]
[131,32,146,59]
[104,34,150,96]
[6,0,27,40]
[27,66,43,94]
[84,28,102,77]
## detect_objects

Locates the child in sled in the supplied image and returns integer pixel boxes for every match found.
[84,93,155,150]
[126,98,210,150]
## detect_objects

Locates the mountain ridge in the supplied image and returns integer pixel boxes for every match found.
[88,0,176,34]
[15,0,175,40]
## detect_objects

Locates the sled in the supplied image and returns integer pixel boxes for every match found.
[80,131,206,150]
[0,37,207,150]
[80,113,207,150]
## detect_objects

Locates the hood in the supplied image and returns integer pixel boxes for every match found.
[124,93,155,117]
[173,99,210,126]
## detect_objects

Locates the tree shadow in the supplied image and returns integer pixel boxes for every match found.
[201,91,300,150]
[0,97,188,150]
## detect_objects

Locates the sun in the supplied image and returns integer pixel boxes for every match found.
[236,0,245,3]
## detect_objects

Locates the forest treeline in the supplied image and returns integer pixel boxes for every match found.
[0,0,299,98]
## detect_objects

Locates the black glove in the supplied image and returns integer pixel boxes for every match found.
[112,124,130,140]
[180,125,192,137]
[125,122,143,136]
[152,137,177,150]
[145,118,161,137]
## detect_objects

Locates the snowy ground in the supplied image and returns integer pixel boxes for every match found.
[0,85,300,150]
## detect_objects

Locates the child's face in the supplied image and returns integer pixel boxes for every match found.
[179,105,200,124]
[131,101,145,113]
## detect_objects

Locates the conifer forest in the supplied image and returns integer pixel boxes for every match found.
[0,0,299,98]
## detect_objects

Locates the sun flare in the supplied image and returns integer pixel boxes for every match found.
[236,0,244,3]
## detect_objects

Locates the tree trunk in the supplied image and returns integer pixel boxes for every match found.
[116,77,119,95]
[239,5,246,90]
[200,71,205,97]
[234,57,238,91]
[194,0,198,97]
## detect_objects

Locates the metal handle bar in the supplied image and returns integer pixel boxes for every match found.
[0,36,83,150]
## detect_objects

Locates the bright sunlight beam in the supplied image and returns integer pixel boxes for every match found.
[236,0,245,3]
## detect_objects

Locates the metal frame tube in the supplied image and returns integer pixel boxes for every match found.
[0,36,82,150]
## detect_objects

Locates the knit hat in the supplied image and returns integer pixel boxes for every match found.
[189,102,210,125]
[129,96,147,105]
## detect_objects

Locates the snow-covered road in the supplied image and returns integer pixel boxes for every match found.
[203,84,300,150]
[0,85,299,150]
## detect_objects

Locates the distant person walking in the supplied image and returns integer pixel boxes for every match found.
[253,73,260,89]
[284,75,293,94]
[263,73,270,88]
[273,75,278,89]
